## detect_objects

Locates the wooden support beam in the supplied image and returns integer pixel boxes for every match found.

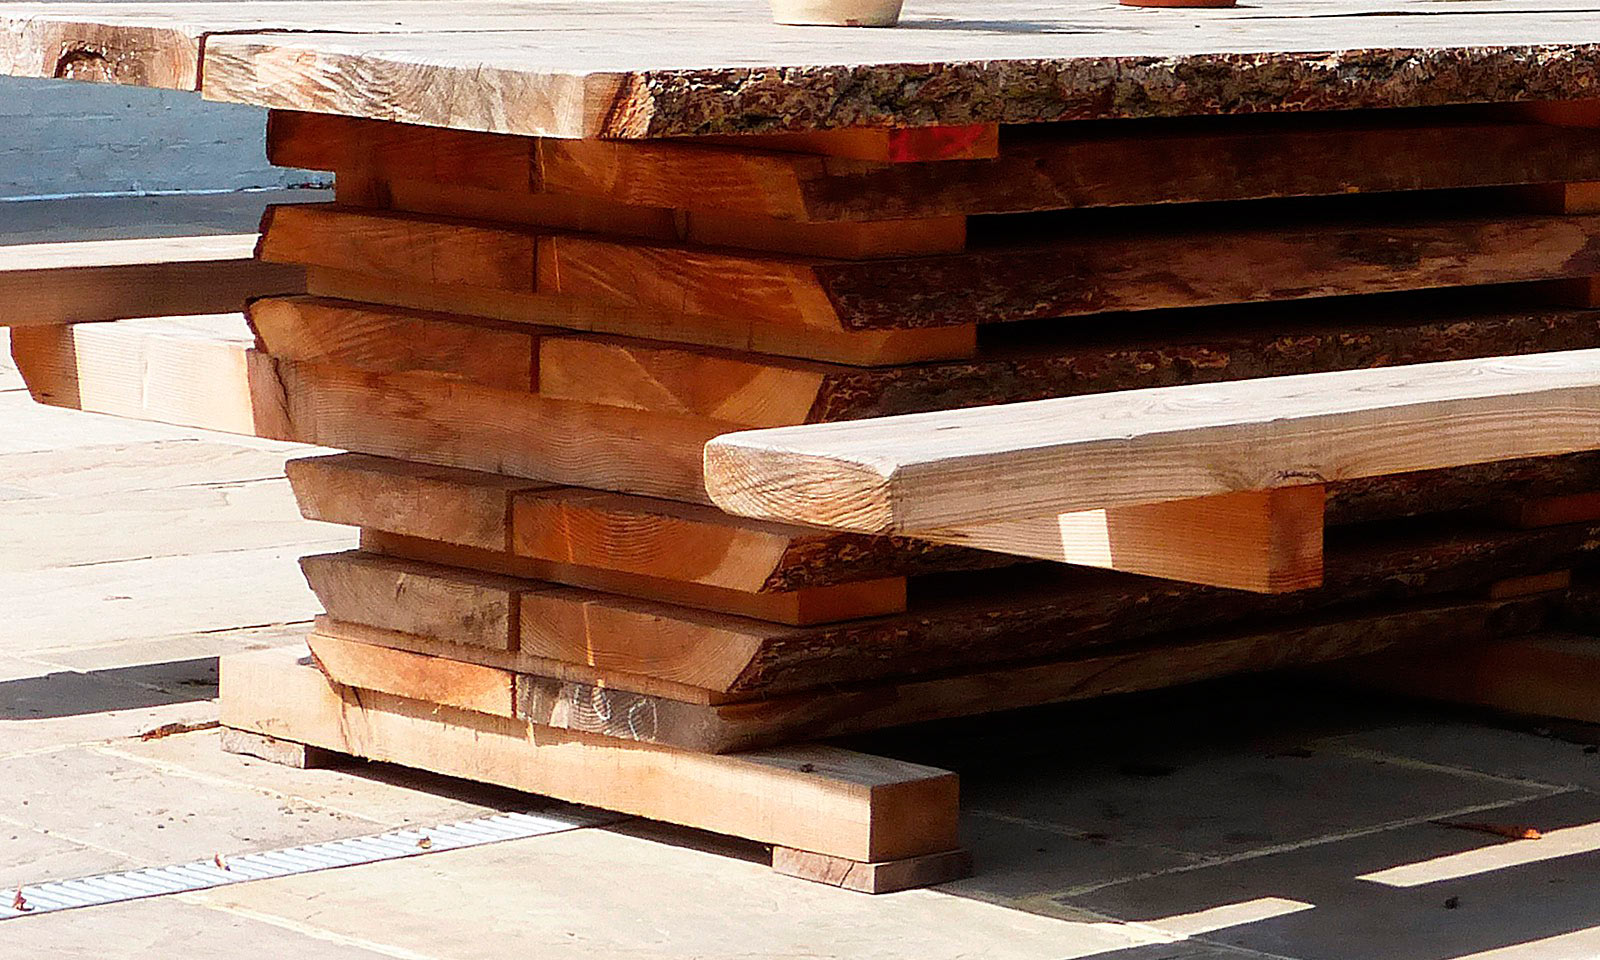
[1332,633,1600,724]
[220,645,961,864]
[937,487,1326,593]
[0,235,302,326]
[1499,491,1600,528]
[705,349,1600,535]
[694,125,1000,162]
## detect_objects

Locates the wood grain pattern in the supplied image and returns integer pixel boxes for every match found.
[510,593,1552,751]
[940,486,1325,593]
[362,529,919,626]
[286,109,1600,222]
[770,847,973,894]
[706,350,1600,534]
[304,260,977,367]
[221,645,961,863]
[249,295,538,391]
[300,550,524,650]
[309,631,517,716]
[0,235,302,326]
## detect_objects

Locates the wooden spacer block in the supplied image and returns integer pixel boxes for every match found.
[1498,491,1600,528]
[1518,100,1600,127]
[1488,570,1572,601]
[771,846,973,893]
[925,486,1325,593]
[309,633,518,717]
[220,726,346,769]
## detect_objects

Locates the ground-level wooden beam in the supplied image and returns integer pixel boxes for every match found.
[770,847,973,894]
[706,349,1600,536]
[1331,633,1600,724]
[220,646,960,864]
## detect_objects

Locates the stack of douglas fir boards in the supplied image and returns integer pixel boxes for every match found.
[18,102,1600,892]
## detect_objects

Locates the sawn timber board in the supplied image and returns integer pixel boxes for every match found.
[3,2,1600,136]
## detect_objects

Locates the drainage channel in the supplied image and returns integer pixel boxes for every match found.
[2,809,604,919]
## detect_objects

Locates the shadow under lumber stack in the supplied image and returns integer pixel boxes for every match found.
[17,103,1600,892]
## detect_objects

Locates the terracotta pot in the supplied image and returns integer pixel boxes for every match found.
[770,0,905,26]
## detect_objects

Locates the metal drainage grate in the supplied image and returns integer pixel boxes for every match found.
[2,810,598,919]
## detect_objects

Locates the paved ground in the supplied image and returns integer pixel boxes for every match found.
[5,240,1600,956]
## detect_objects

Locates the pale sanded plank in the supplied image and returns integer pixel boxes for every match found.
[221,644,961,862]
[706,349,1600,535]
[0,235,303,327]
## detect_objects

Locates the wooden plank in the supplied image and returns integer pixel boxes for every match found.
[300,550,524,650]
[705,349,1600,535]
[1332,633,1600,724]
[364,529,916,627]
[220,644,961,863]
[511,594,1552,751]
[286,453,551,553]
[304,262,978,368]
[183,10,1600,137]
[268,203,1600,332]
[0,235,303,326]
[1486,569,1571,600]
[16,322,730,503]
[770,847,973,894]
[316,616,727,705]
[249,295,539,391]
[338,172,681,243]
[308,632,517,716]
[510,486,920,594]
[282,110,1600,222]
[259,204,537,291]
[942,486,1325,593]
[366,517,1600,700]
[1499,491,1600,528]
[9,316,294,438]
[694,125,999,162]
[539,303,1600,427]
[268,109,532,192]
[221,727,346,769]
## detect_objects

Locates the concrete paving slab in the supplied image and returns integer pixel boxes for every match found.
[0,439,302,499]
[31,622,310,674]
[104,728,542,830]
[0,745,386,865]
[1062,790,1600,960]
[942,812,1195,905]
[0,824,137,890]
[0,478,352,571]
[186,827,1215,960]
[1,545,337,651]
[961,743,1539,862]
[1318,721,1600,793]
[1,896,396,960]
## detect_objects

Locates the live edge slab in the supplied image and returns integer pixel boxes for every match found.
[2,0,1600,138]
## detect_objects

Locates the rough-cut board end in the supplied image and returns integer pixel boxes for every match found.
[771,846,973,893]
[705,437,899,534]
[219,726,347,769]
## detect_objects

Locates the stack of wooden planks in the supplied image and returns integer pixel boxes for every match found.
[14,87,1600,888]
